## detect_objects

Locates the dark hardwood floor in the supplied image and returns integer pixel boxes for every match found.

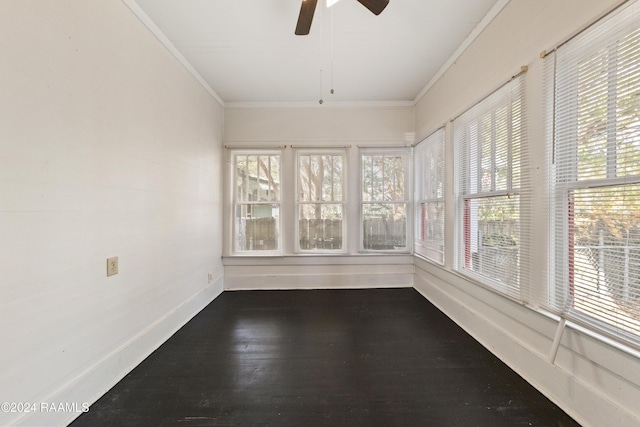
[70,288,580,426]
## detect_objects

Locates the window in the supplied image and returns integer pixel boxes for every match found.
[454,73,527,298]
[360,148,411,252]
[548,1,640,344]
[232,151,281,254]
[415,128,445,263]
[296,150,346,252]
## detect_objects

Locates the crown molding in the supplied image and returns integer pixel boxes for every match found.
[224,100,415,109]
[413,0,512,105]
[121,0,225,107]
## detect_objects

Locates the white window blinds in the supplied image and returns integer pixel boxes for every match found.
[415,128,445,263]
[547,0,640,346]
[454,72,530,300]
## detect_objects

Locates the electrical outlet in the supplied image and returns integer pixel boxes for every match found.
[208,272,213,284]
[107,256,118,277]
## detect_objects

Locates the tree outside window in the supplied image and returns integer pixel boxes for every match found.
[297,151,345,252]
[361,149,411,252]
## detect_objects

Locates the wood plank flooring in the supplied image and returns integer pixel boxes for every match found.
[70,288,580,426]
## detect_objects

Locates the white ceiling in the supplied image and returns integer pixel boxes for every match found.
[128,0,504,106]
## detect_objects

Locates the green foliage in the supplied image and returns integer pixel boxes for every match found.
[482,233,517,247]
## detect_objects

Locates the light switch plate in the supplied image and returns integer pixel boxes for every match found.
[107,256,118,276]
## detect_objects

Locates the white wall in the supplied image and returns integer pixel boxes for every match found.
[414,0,640,426]
[0,1,224,426]
[224,105,414,144]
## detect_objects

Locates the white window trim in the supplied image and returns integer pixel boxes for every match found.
[230,149,283,256]
[453,72,527,300]
[359,147,413,253]
[295,148,348,254]
[414,128,445,264]
[547,0,640,348]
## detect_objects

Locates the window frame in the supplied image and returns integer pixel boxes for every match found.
[359,147,412,253]
[548,0,640,346]
[231,149,283,255]
[454,73,526,298]
[414,128,445,264]
[295,148,348,254]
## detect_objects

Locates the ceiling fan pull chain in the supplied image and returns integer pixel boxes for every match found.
[330,6,335,95]
[319,69,324,104]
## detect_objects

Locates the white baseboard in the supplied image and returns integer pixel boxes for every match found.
[10,277,224,427]
[413,261,640,427]
[224,273,414,290]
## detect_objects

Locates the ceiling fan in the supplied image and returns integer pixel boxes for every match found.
[295,0,389,35]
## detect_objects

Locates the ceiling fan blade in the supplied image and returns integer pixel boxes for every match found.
[295,0,318,35]
[356,0,389,15]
